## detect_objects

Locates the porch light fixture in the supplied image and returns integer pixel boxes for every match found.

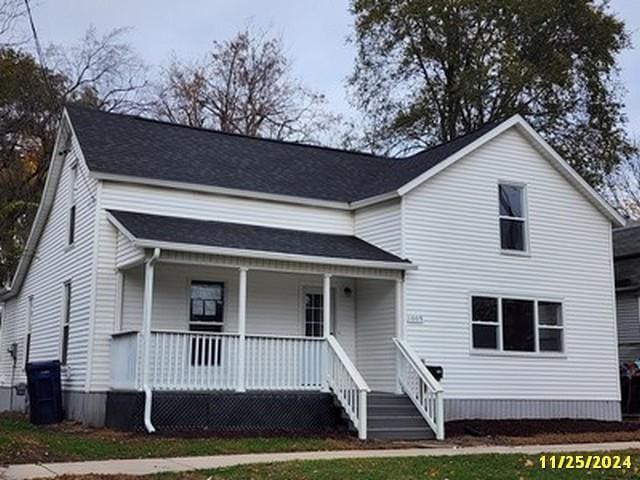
[343,287,353,298]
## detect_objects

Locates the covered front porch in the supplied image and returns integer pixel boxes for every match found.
[106,210,443,440]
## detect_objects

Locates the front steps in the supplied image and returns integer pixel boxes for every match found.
[367,392,435,440]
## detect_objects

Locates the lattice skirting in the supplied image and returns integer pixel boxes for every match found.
[105,390,350,434]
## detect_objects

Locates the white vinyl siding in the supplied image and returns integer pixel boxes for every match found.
[0,135,97,391]
[101,182,354,234]
[354,199,402,256]
[402,128,619,401]
[116,232,145,268]
[355,278,397,392]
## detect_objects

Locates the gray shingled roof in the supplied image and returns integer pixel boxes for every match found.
[109,210,411,265]
[613,224,640,289]
[67,106,501,203]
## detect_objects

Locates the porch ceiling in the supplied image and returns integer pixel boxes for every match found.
[107,210,414,270]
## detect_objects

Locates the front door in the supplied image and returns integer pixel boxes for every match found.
[302,287,335,337]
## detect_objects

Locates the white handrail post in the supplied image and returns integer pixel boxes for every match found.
[141,247,160,434]
[237,267,248,392]
[322,273,331,392]
[395,278,404,394]
[436,391,445,440]
[358,389,368,440]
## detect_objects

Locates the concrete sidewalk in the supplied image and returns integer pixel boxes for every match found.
[2,441,640,479]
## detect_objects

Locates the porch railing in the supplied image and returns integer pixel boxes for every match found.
[245,334,325,390]
[115,330,330,392]
[149,330,240,391]
[326,335,370,440]
[393,337,445,440]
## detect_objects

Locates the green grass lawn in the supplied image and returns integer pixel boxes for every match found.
[0,414,367,465]
[153,453,640,479]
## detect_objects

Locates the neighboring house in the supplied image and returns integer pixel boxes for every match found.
[0,106,624,440]
[613,223,640,363]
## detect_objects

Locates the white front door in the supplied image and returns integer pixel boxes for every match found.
[302,287,336,337]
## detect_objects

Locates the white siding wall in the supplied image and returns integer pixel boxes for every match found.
[403,128,619,401]
[0,136,98,392]
[101,182,354,234]
[355,278,397,392]
[119,264,356,357]
[116,232,144,268]
[354,200,402,256]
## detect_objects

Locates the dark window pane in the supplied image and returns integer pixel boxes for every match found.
[472,297,498,322]
[539,328,563,352]
[539,302,562,326]
[190,282,224,326]
[68,205,76,245]
[62,325,70,364]
[500,219,525,251]
[473,324,498,349]
[499,184,523,217]
[502,299,534,351]
[25,333,31,366]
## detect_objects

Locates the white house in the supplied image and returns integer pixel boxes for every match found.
[0,106,624,440]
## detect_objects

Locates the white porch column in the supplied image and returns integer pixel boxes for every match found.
[395,276,405,394]
[395,277,405,340]
[237,267,248,392]
[323,274,332,338]
[141,248,160,433]
[322,273,332,392]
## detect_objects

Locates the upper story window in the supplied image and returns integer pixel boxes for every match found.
[67,164,78,246]
[471,295,564,354]
[499,183,527,252]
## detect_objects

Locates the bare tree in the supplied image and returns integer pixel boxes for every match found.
[0,0,25,45]
[47,27,150,113]
[0,27,150,284]
[153,27,337,143]
[605,145,640,220]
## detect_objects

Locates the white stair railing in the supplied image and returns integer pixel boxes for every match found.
[326,335,370,440]
[393,337,445,440]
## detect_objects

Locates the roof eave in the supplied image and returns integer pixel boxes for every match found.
[3,110,73,301]
[134,238,417,271]
[105,210,415,271]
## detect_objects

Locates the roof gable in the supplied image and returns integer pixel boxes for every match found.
[397,115,625,227]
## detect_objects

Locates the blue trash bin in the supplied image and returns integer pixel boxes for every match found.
[26,360,64,425]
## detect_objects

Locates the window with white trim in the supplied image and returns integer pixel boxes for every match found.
[61,282,71,365]
[67,164,78,246]
[471,296,564,353]
[499,183,527,252]
[189,281,224,332]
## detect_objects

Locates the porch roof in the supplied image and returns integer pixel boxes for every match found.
[107,210,414,269]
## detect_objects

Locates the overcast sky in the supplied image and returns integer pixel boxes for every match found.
[24,0,640,140]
